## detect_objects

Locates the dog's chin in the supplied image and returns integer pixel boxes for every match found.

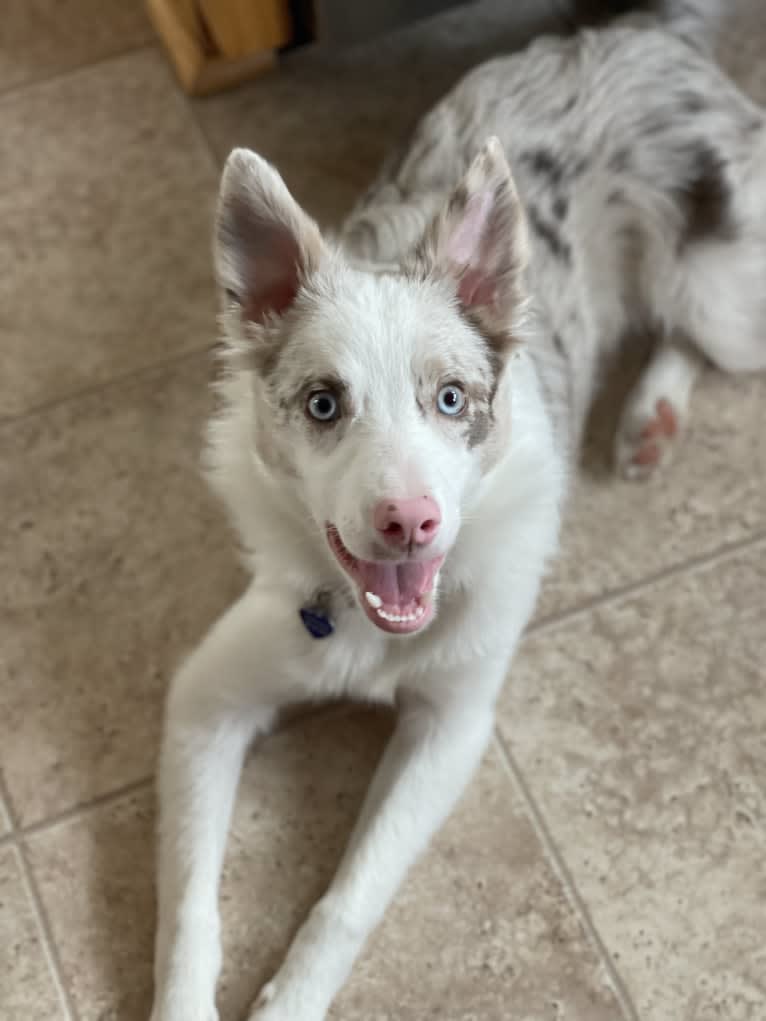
[326,524,444,636]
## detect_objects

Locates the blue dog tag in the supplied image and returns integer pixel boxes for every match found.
[300,606,334,639]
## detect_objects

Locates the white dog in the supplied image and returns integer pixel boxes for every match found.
[150,7,766,1020]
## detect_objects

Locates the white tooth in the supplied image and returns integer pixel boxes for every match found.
[365,591,382,609]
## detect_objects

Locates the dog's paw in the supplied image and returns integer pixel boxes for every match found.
[246,978,324,1021]
[615,395,681,481]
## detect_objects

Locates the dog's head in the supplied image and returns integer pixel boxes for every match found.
[215,138,528,636]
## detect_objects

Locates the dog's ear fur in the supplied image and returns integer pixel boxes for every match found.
[215,148,324,324]
[415,137,528,332]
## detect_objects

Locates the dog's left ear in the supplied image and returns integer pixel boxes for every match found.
[415,137,528,334]
[215,148,325,324]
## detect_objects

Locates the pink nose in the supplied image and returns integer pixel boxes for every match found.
[373,496,441,549]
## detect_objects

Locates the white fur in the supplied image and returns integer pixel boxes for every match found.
[151,7,766,1021]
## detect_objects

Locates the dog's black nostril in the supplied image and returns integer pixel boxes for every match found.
[421,519,437,534]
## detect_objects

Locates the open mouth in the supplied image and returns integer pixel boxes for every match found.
[326,525,443,634]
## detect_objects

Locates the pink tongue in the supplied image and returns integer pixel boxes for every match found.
[357,559,437,607]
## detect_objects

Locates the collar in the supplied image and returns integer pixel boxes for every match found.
[299,587,335,639]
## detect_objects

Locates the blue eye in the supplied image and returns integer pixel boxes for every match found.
[307,390,340,423]
[436,383,467,417]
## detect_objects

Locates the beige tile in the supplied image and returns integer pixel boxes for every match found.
[194,1,570,228]
[0,355,245,826]
[26,788,156,1021]
[0,49,218,417]
[329,745,623,1021]
[0,1,152,93]
[28,710,625,1021]
[538,368,766,620]
[0,844,65,1020]
[498,542,766,1021]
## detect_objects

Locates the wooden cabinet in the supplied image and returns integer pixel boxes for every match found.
[146,0,294,95]
[147,0,467,95]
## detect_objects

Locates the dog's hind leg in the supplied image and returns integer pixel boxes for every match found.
[674,118,766,375]
[614,336,705,480]
[615,119,766,479]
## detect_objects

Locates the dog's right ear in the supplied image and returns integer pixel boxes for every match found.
[215,148,325,324]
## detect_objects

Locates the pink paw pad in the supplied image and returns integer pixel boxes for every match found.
[631,398,678,468]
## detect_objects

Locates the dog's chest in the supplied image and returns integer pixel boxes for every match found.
[294,581,465,703]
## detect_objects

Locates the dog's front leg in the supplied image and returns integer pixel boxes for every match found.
[151,588,289,1021]
[249,659,504,1021]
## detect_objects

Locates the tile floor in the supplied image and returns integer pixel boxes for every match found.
[1,3,765,1020]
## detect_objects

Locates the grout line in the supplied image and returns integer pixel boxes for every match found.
[20,776,155,841]
[149,35,223,177]
[13,842,78,1021]
[0,766,19,833]
[0,43,156,104]
[492,730,641,1021]
[184,94,226,175]
[13,702,356,841]
[0,343,213,429]
[527,529,766,639]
